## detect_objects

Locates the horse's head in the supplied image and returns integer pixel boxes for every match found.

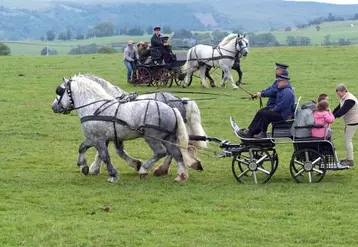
[237,34,249,57]
[51,77,75,114]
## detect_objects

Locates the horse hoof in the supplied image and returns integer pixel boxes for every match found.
[233,86,238,90]
[140,174,148,179]
[130,159,142,171]
[89,169,100,175]
[153,166,169,177]
[174,173,187,182]
[190,161,204,171]
[81,165,89,176]
[108,176,119,183]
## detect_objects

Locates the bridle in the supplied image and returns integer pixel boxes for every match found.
[217,36,248,57]
[55,79,111,114]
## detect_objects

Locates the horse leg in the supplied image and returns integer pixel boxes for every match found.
[77,139,93,176]
[221,66,238,90]
[183,66,195,88]
[138,137,167,178]
[220,67,228,88]
[237,66,243,85]
[89,152,103,175]
[95,141,119,183]
[161,136,189,182]
[88,141,108,175]
[114,140,142,171]
[153,155,172,176]
[199,66,209,88]
[205,66,216,87]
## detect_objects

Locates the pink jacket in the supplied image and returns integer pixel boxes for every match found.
[311,110,335,138]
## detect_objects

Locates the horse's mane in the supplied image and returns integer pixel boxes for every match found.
[218,34,237,47]
[70,74,114,100]
[75,74,127,96]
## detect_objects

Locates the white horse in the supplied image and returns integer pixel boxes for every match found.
[65,74,207,176]
[182,34,249,89]
[52,75,197,182]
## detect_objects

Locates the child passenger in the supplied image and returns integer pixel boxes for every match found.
[311,100,335,139]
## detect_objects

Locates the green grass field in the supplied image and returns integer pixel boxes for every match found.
[1,46,358,246]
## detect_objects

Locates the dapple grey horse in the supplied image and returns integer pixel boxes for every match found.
[63,74,207,177]
[51,75,197,182]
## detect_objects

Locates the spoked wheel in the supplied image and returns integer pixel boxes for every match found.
[132,67,152,86]
[154,68,170,87]
[172,71,187,87]
[232,149,277,184]
[290,148,327,183]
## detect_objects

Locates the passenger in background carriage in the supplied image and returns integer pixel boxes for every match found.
[123,40,139,83]
[151,26,170,63]
[138,41,150,64]
[239,74,295,138]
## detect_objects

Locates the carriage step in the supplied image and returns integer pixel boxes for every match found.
[323,163,350,170]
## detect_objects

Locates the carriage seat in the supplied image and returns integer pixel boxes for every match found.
[150,47,163,64]
[271,97,301,138]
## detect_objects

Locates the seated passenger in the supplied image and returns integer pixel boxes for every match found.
[290,100,316,138]
[151,26,170,63]
[240,74,295,138]
[311,100,334,139]
[138,42,150,64]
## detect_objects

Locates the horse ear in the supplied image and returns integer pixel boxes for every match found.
[62,77,67,83]
[244,34,246,38]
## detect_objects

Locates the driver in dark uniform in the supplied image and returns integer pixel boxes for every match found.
[151,26,170,63]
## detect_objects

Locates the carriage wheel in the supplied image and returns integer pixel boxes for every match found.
[232,150,277,184]
[132,67,152,86]
[290,148,327,183]
[154,68,170,87]
[173,71,187,86]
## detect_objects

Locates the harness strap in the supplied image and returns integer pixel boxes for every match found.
[80,115,175,134]
[188,55,235,62]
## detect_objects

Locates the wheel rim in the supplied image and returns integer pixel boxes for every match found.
[290,149,327,183]
[133,67,152,85]
[232,150,276,184]
[154,68,170,87]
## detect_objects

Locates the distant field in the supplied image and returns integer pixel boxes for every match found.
[2,35,152,55]
[272,19,358,45]
[3,20,358,55]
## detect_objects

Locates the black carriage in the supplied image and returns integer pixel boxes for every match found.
[130,48,187,87]
[190,97,350,184]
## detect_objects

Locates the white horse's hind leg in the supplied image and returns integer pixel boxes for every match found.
[199,66,209,88]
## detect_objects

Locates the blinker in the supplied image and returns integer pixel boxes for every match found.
[56,86,65,96]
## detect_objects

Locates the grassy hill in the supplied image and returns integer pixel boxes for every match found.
[272,20,358,45]
[1,46,358,245]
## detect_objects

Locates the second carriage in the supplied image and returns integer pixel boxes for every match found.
[130,47,187,88]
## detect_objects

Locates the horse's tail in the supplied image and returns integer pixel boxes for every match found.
[173,108,196,168]
[181,47,193,74]
[182,98,207,149]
